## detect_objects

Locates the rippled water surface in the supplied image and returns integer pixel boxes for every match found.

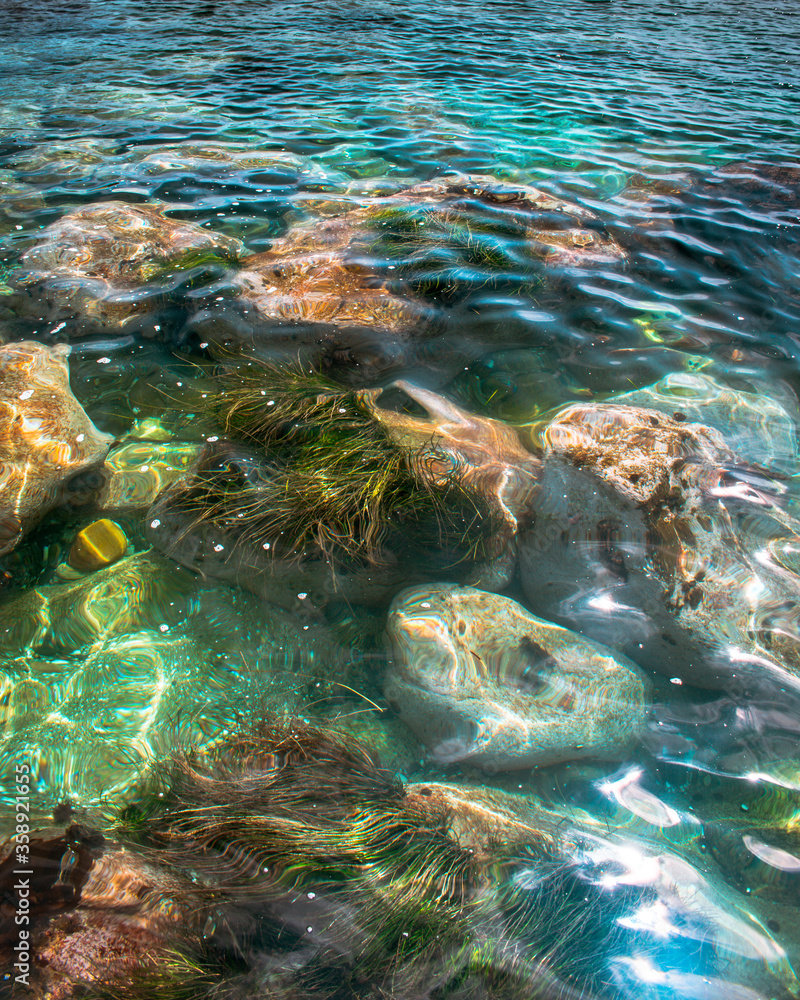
[1,2,800,998]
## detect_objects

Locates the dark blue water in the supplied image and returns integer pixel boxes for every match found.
[1,2,800,998]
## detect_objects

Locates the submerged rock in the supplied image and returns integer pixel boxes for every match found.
[614,371,800,474]
[297,170,599,224]
[0,341,112,554]
[362,378,540,538]
[11,200,243,331]
[520,398,800,690]
[130,142,350,187]
[384,583,650,770]
[190,207,434,372]
[708,160,800,216]
[146,499,438,611]
[400,171,599,217]
[526,225,627,266]
[533,401,734,506]
[230,216,432,333]
[0,551,194,657]
[95,437,203,513]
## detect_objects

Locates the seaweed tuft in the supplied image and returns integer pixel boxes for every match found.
[115,719,477,984]
[166,360,501,567]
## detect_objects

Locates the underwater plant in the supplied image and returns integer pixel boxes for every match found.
[3,720,796,1000]
[160,360,508,572]
[80,720,479,1000]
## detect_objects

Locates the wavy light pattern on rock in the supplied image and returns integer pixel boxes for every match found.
[385,583,649,770]
[0,341,112,554]
[13,201,243,329]
[364,380,540,537]
[614,372,800,474]
[521,398,800,692]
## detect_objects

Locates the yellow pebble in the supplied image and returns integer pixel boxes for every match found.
[69,518,128,571]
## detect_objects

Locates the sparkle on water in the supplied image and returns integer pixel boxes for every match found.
[1,2,800,998]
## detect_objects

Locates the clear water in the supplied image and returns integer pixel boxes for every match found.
[1,2,800,998]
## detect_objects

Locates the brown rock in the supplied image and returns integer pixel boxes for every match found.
[0,341,112,554]
[12,201,243,330]
[363,379,540,537]
[232,214,431,335]
[536,402,732,506]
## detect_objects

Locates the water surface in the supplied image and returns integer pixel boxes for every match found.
[1,2,800,998]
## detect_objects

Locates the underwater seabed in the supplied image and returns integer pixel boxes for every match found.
[2,719,800,1000]
[0,168,800,996]
[3,344,800,998]
[2,0,800,996]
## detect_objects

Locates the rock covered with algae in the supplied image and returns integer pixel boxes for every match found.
[384,583,650,770]
[364,169,627,271]
[0,341,112,554]
[291,169,600,229]
[191,167,627,367]
[3,722,795,1000]
[519,395,800,690]
[414,172,626,273]
[10,200,243,331]
[146,366,539,608]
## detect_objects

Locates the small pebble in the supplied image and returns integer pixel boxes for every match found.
[69,518,128,571]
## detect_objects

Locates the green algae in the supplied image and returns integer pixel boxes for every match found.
[168,360,501,567]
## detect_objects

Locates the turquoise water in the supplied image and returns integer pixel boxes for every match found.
[1,2,800,998]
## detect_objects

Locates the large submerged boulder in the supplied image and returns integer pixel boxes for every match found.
[613,371,799,475]
[384,583,650,770]
[519,396,800,691]
[11,200,244,332]
[231,216,432,333]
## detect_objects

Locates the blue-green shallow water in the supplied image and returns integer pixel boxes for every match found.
[0,1,800,998]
